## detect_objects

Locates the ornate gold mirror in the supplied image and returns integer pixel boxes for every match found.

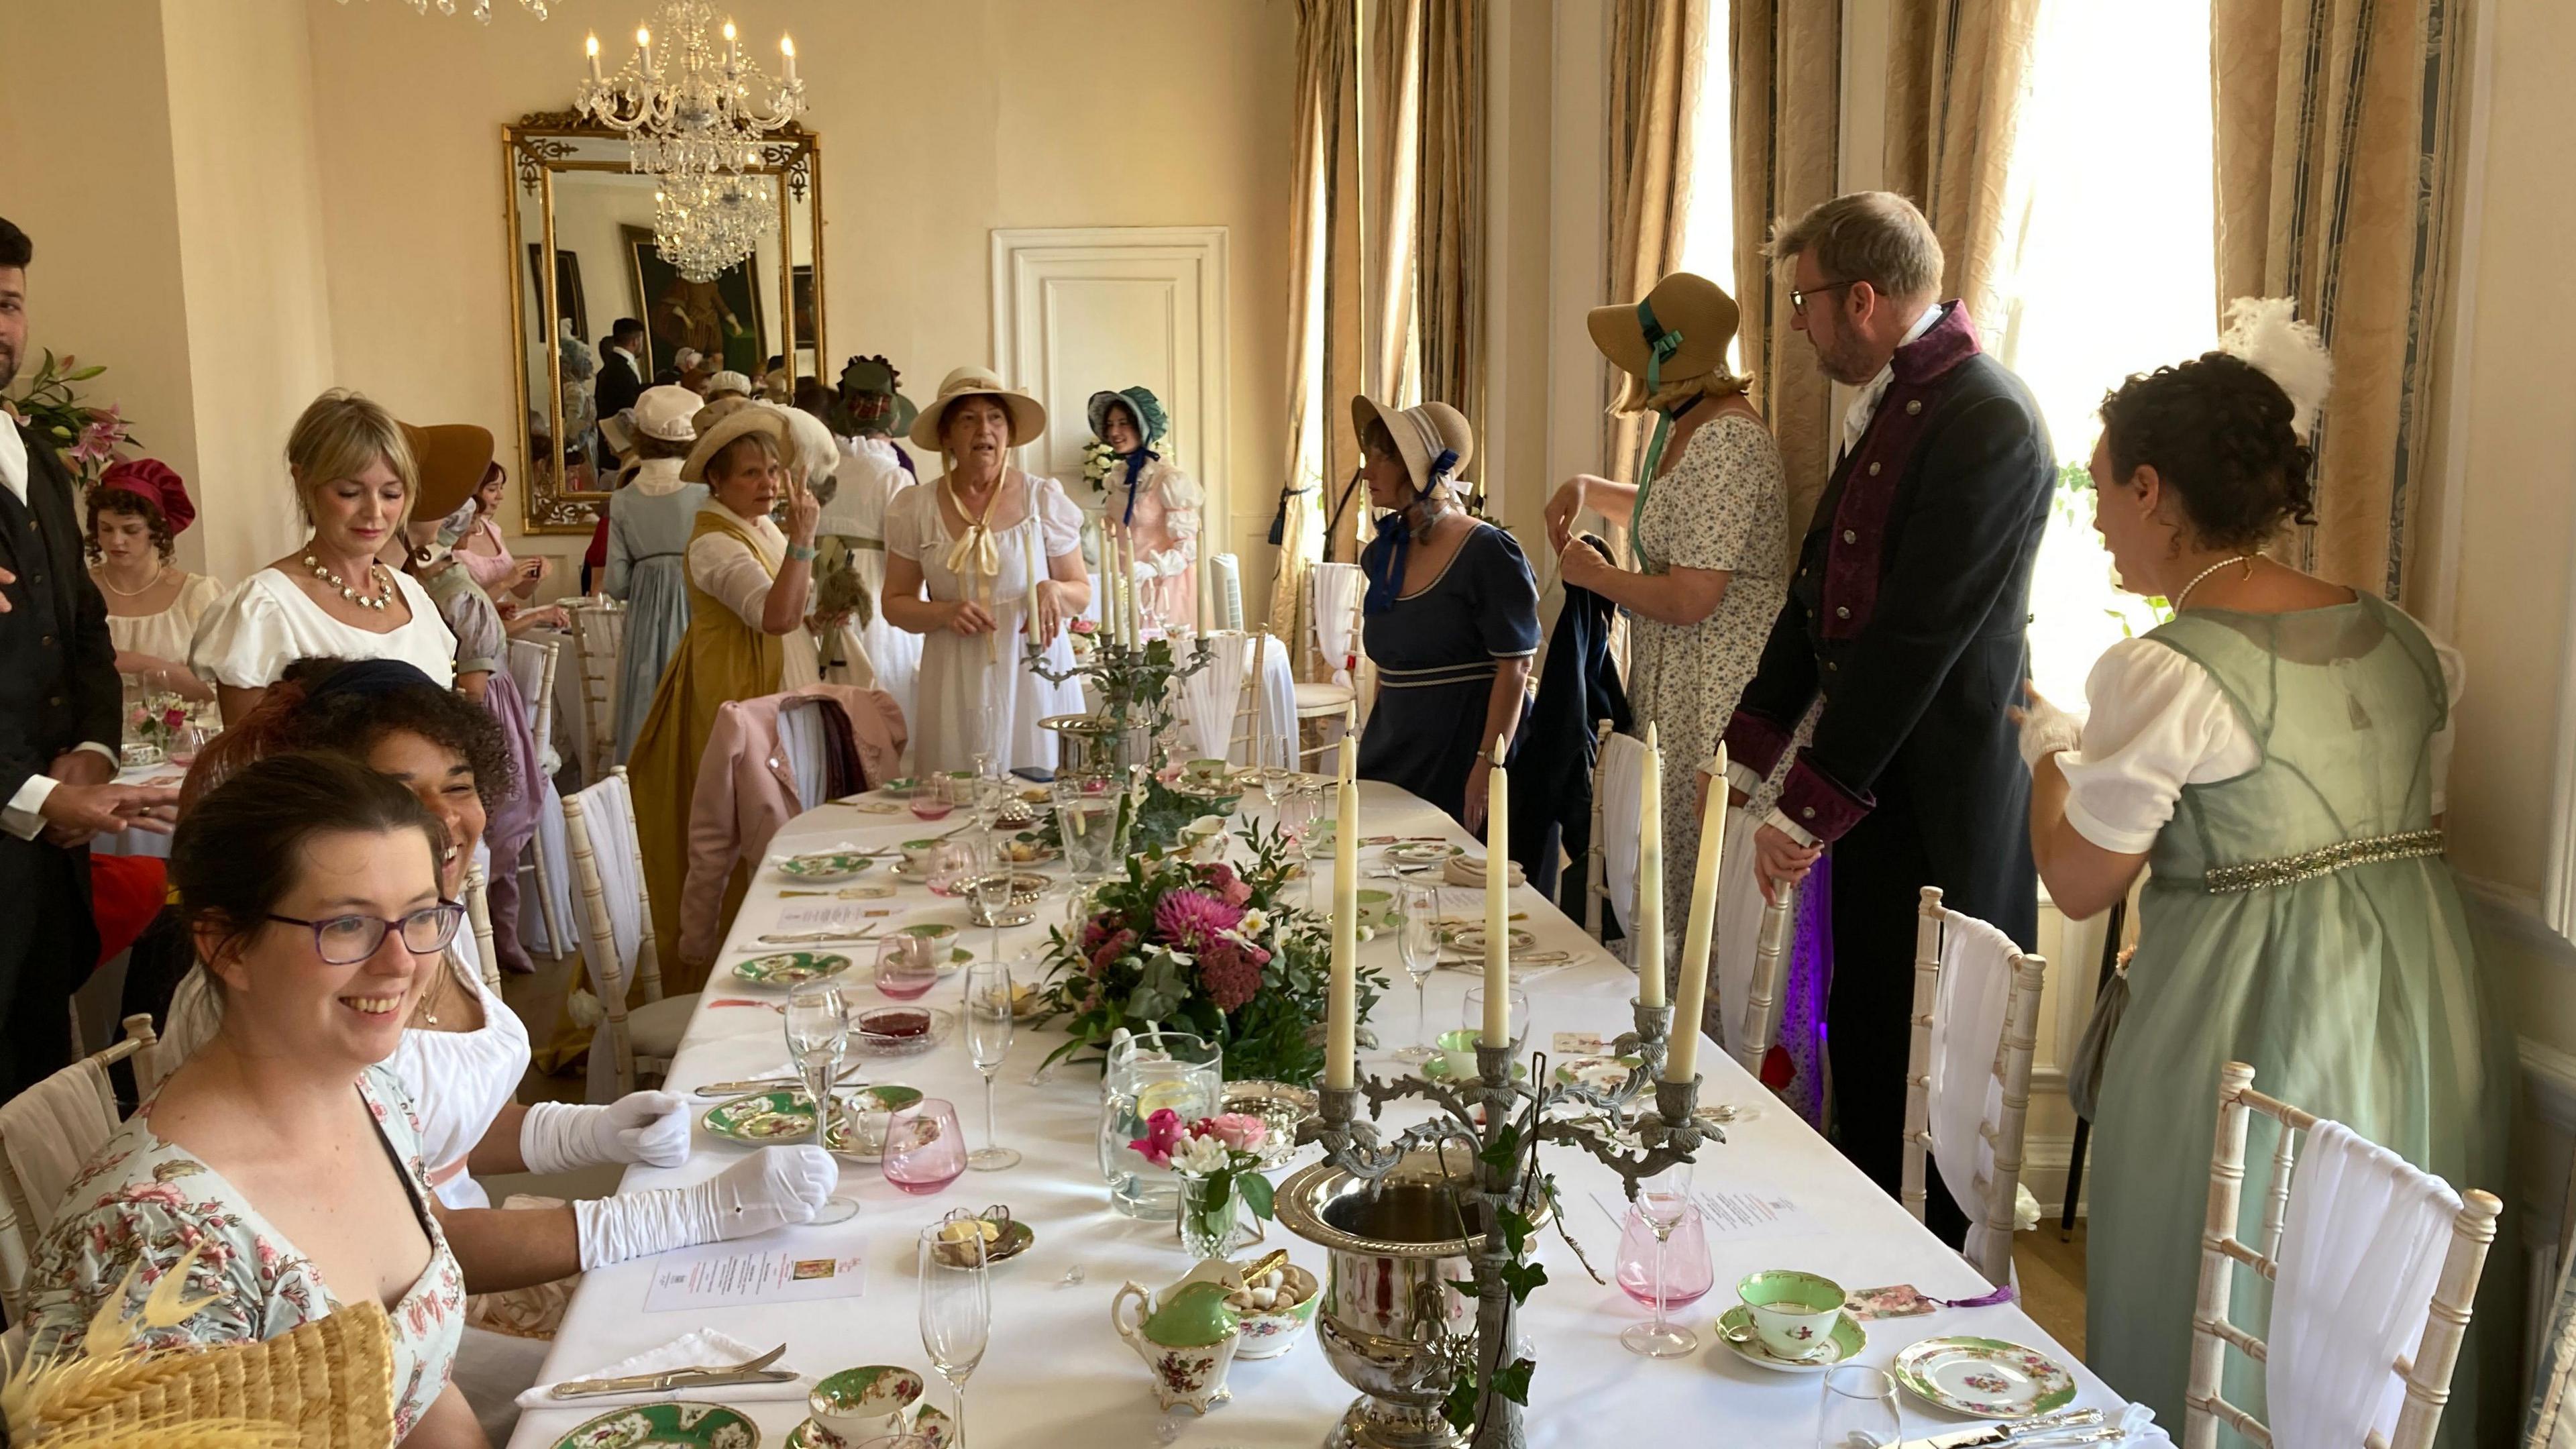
[502,111,825,533]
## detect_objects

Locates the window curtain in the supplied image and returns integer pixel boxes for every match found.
[1729,0,1840,541]
[1271,0,1360,645]
[2212,0,2466,599]
[1603,0,1709,493]
[1363,0,1421,409]
[1414,0,1485,496]
[1881,0,2043,331]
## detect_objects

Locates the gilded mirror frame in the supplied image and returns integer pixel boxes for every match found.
[501,111,826,533]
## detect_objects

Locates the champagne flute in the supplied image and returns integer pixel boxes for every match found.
[971,838,1016,965]
[1619,1163,1697,1356]
[962,960,1021,1170]
[784,981,862,1224]
[919,1222,992,1447]
[1395,881,1441,1062]
[1817,1365,1902,1449]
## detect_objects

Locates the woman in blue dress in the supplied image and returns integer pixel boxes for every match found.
[604,384,707,762]
[1352,397,1540,830]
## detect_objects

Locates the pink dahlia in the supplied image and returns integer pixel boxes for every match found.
[1198,937,1264,1013]
[1154,887,1242,949]
[1199,862,1254,908]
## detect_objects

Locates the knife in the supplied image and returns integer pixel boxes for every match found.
[694,1068,864,1097]
[547,1344,792,1399]
[1892,1408,2104,1449]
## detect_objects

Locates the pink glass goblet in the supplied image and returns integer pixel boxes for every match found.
[882,1098,968,1196]
[875,935,942,1000]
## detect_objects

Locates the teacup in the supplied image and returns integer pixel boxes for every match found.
[1435,1028,1484,1079]
[1737,1269,1845,1361]
[896,922,959,950]
[900,838,942,868]
[808,1364,922,1447]
[1183,758,1232,788]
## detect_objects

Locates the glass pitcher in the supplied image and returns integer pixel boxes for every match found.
[1097,1028,1224,1220]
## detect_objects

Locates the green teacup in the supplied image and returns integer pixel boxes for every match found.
[900,837,941,866]
[809,1364,921,1445]
[1737,1269,1844,1361]
[1436,1028,1485,1079]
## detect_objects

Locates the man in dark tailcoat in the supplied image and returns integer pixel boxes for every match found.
[1718,193,2053,1238]
[0,215,179,1098]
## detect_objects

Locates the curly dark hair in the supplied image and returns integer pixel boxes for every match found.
[280,657,516,815]
[84,488,177,564]
[2097,352,2315,551]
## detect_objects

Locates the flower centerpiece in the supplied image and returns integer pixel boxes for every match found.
[1129,1109,1276,1256]
[1081,438,1122,493]
[4,351,138,488]
[123,694,188,766]
[1038,820,1383,1087]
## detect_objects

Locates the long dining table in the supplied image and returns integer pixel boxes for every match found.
[506,778,2134,1448]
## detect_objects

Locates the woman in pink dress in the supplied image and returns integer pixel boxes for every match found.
[452,462,547,602]
[1089,387,1203,634]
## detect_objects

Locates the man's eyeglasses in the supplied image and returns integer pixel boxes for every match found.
[1790,278,1866,315]
[268,902,466,965]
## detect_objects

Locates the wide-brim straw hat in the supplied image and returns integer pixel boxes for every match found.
[1350,396,1474,495]
[398,423,496,522]
[682,402,792,483]
[908,366,1047,451]
[1587,272,1741,387]
[10,1299,396,1449]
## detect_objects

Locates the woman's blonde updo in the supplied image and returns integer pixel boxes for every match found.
[285,389,414,525]
[1610,366,1755,418]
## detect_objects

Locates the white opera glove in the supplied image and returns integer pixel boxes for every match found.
[520,1093,693,1174]
[2015,688,2086,769]
[571,1146,835,1271]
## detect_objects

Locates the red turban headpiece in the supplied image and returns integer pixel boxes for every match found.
[96,458,193,535]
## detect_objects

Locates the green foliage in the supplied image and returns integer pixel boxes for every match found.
[1032,775,1241,857]
[3,350,136,485]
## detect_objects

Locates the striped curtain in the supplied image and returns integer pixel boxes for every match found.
[1603,0,1709,492]
[1881,0,2044,329]
[1270,0,1360,643]
[2212,0,2467,599]
[1414,0,1486,494]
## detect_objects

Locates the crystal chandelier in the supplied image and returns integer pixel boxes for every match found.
[576,2,804,278]
[339,0,549,20]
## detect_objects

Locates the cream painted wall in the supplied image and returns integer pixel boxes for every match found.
[0,1,204,572]
[294,0,1293,592]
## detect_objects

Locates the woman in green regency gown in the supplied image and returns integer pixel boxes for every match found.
[2013,315,2512,1446]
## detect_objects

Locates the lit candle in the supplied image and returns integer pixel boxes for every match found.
[1483,735,1511,1047]
[1023,521,1044,643]
[636,25,652,70]
[781,34,797,85]
[722,18,739,66]
[1635,722,1664,1008]
[1667,747,1725,1083]
[1326,735,1360,1088]
[586,32,603,83]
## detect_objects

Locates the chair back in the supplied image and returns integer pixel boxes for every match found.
[2184,1063,2500,1449]
[1900,885,2047,1287]
[775,696,834,812]
[0,1016,158,1321]
[1732,875,1794,1084]
[561,766,661,1100]
[1209,552,1245,633]
[461,864,501,993]
[569,599,627,780]
[506,635,564,779]
[1185,631,1285,770]
[1309,562,1366,688]
[1585,727,1648,945]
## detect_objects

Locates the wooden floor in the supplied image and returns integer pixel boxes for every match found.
[2014,1221,2088,1358]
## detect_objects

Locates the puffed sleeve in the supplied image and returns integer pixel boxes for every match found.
[1036,476,1085,557]
[1658,417,1786,576]
[883,486,926,563]
[24,1170,266,1359]
[2055,638,2257,853]
[1471,526,1542,661]
[188,575,292,690]
[688,529,777,633]
[435,578,502,678]
[172,572,225,639]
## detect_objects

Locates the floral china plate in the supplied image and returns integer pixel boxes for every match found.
[1438,924,1538,956]
[700,1085,926,1154]
[784,1399,955,1449]
[1717,1306,1866,1374]
[1553,1053,1642,1089]
[776,851,877,882]
[731,951,852,987]
[994,833,1058,865]
[1384,841,1465,865]
[1892,1336,2079,1418]
[547,1400,759,1448]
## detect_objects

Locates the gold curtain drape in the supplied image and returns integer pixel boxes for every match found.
[1603,0,1707,490]
[2212,0,2466,600]
[1271,0,1359,641]
[1881,0,2043,328]
[1414,0,1486,492]
[1730,0,1841,541]
[1362,0,1420,407]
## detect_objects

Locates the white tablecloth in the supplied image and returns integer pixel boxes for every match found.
[93,760,188,858]
[508,782,2129,1448]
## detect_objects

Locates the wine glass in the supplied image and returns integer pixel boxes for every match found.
[875,935,941,1000]
[1462,985,1531,1052]
[1817,1365,1902,1449]
[971,841,1016,965]
[784,981,862,1224]
[963,961,1021,1171]
[883,1098,967,1195]
[1615,1192,1713,1316]
[918,1222,991,1449]
[969,752,1002,833]
[1618,1164,1697,1356]
[1394,881,1442,1062]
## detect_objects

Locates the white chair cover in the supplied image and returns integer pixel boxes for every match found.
[1595,732,1647,936]
[777,698,831,812]
[506,637,561,778]
[1312,562,1365,688]
[519,781,578,955]
[1929,910,2017,1276]
[566,772,649,1106]
[0,1059,115,1238]
[1210,553,1244,633]
[1175,636,1295,767]
[1712,804,1761,1054]
[2270,1120,2461,1448]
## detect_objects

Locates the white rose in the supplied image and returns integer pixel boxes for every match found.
[1171,1132,1234,1175]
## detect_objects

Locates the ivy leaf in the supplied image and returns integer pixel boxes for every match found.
[1236,1171,1275,1220]
[1498,1260,1548,1304]
[1478,1124,1522,1175]
[1441,1371,1480,1431]
[1493,1357,1536,1406]
[1497,1207,1532,1259]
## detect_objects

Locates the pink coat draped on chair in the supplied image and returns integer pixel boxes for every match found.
[678,684,907,966]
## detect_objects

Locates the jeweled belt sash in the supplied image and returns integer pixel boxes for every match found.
[2200,828,2445,893]
[1375,660,1499,690]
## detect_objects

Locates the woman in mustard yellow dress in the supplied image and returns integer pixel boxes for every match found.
[627,405,821,990]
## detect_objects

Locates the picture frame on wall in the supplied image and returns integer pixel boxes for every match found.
[623,223,767,380]
[526,244,588,338]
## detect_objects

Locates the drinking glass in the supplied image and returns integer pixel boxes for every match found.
[1462,986,1531,1052]
[1615,1193,1713,1311]
[1051,777,1127,883]
[883,1098,968,1195]
[1394,881,1442,1062]
[918,1222,991,1449]
[1618,1164,1697,1356]
[909,779,957,822]
[874,935,941,1000]
[971,845,1017,963]
[1817,1365,1902,1449]
[963,961,1021,1171]
[1098,1029,1222,1220]
[784,982,862,1224]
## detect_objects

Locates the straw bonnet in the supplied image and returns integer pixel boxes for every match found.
[633,384,701,443]
[1350,396,1474,496]
[397,423,496,523]
[596,410,637,460]
[908,365,1047,451]
[682,401,792,483]
[704,370,754,399]
[1587,272,1742,388]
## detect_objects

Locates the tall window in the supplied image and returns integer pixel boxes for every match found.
[1677,3,1738,372]
[1988,0,2217,699]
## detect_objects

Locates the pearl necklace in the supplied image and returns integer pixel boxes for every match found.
[305,552,394,610]
[2171,553,2261,612]
[96,563,168,599]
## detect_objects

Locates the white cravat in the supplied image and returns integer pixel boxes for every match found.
[0,419,26,504]
[1837,303,1944,461]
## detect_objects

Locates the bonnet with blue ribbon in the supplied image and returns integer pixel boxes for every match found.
[1362,402,1466,614]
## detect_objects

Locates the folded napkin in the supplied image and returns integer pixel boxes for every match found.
[515,1328,811,1408]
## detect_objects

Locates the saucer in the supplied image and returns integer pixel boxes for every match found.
[785,1399,955,1449]
[1891,1336,2078,1419]
[1716,1305,1866,1373]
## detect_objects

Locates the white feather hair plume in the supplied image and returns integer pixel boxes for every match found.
[2217,297,2333,441]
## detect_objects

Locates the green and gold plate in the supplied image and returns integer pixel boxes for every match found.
[701,1085,926,1155]
[1891,1336,2079,1419]
[731,951,852,987]
[776,851,875,881]
[547,1401,759,1448]
[785,1400,953,1449]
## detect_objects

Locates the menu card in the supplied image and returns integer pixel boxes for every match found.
[641,1244,869,1311]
